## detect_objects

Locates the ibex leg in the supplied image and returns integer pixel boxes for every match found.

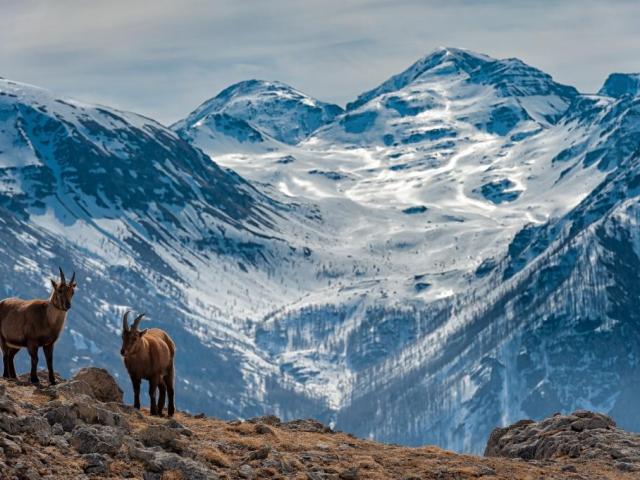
[148,378,158,416]
[27,341,39,384]
[132,377,141,410]
[1,341,8,378]
[165,366,175,417]
[157,381,166,417]
[2,351,8,378]
[7,348,18,378]
[43,343,56,385]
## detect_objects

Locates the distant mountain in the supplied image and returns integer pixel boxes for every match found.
[312,47,578,148]
[3,46,640,455]
[599,73,640,98]
[172,80,343,150]
[173,47,640,452]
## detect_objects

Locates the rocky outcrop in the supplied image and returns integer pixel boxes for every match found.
[485,410,640,473]
[71,367,124,403]
[2,372,640,479]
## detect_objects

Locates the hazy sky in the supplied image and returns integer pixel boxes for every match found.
[1,0,639,124]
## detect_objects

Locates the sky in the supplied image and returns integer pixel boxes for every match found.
[1,0,639,125]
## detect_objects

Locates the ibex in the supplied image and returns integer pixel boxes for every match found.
[120,311,176,416]
[0,268,76,385]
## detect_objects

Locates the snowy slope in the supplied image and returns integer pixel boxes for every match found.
[175,47,640,452]
[0,78,331,418]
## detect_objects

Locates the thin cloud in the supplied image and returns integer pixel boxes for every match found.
[1,0,639,124]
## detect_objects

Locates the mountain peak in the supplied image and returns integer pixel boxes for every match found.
[346,47,492,110]
[347,48,577,111]
[174,79,343,145]
[598,72,640,98]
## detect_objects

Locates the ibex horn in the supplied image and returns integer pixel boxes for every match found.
[132,313,146,330]
[59,267,66,285]
[122,311,131,332]
[70,272,76,285]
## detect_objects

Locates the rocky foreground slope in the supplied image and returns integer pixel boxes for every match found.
[1,370,639,479]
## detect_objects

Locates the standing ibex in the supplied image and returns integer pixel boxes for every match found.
[120,311,176,416]
[0,268,76,385]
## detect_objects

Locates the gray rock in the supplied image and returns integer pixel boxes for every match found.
[615,461,638,472]
[136,424,186,452]
[282,418,333,433]
[44,405,78,432]
[43,398,129,432]
[164,418,193,436]
[0,435,22,455]
[255,423,275,435]
[82,453,108,475]
[339,467,359,479]
[51,380,94,399]
[70,425,124,455]
[51,423,64,435]
[129,446,217,480]
[238,464,254,479]
[0,393,17,415]
[485,410,640,470]
[247,415,281,426]
[0,413,21,435]
[20,415,52,445]
[72,367,124,403]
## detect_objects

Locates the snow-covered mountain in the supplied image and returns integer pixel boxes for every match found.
[172,79,343,151]
[3,46,640,454]
[0,78,330,418]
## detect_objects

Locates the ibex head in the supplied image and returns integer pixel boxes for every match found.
[50,267,76,311]
[120,311,147,357]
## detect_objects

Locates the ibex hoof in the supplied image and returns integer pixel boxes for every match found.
[30,377,40,385]
[49,380,57,386]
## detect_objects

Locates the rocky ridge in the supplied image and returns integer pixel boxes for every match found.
[1,370,639,479]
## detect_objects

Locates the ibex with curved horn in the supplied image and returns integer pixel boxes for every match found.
[0,268,76,384]
[120,311,176,416]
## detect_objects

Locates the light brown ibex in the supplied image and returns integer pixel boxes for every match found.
[120,311,176,416]
[0,268,76,385]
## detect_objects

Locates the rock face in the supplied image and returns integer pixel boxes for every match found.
[485,410,640,472]
[72,367,124,403]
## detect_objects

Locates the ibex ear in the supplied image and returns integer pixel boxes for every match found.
[50,279,58,289]
[139,329,149,337]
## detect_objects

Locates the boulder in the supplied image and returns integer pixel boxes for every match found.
[82,453,109,475]
[485,410,639,467]
[49,380,94,399]
[129,445,217,480]
[72,367,124,403]
[0,385,17,415]
[282,418,333,433]
[44,404,79,432]
[70,425,124,455]
[0,434,22,455]
[136,424,186,452]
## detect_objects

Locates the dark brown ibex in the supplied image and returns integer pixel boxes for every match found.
[0,268,76,385]
[120,311,176,416]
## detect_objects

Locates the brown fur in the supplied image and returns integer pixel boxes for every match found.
[0,269,76,384]
[121,312,176,416]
